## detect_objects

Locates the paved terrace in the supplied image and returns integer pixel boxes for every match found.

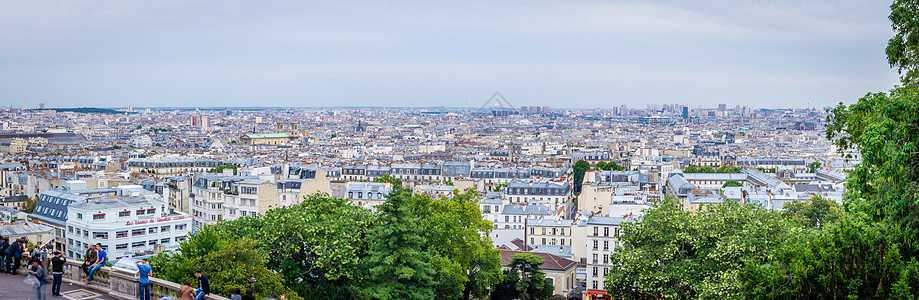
[0,272,116,300]
[0,261,228,300]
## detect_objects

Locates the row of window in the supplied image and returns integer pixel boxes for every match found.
[68,224,184,238]
[116,208,157,218]
[530,227,567,236]
[35,206,67,219]
[68,237,185,249]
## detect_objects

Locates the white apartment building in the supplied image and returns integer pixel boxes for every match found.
[66,197,192,260]
[345,182,392,209]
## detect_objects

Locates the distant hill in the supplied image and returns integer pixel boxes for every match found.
[39,107,135,114]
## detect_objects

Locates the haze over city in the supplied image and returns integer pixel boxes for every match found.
[0,0,901,108]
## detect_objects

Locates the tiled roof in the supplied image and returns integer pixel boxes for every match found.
[498,248,577,271]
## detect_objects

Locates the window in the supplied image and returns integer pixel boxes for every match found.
[136,209,146,215]
[176,236,187,242]
[593,226,598,236]
[561,239,565,246]
[116,244,128,250]
[604,241,609,251]
[593,240,599,250]
[116,231,128,238]
[92,213,105,220]
[240,186,257,194]
[592,254,598,263]
[118,211,130,217]
[161,225,170,232]
[530,227,534,234]
[94,232,108,239]
[604,227,609,237]
[132,241,145,248]
[593,267,598,276]
[541,238,546,245]
[149,240,158,245]
[68,226,73,233]
[147,209,156,215]
[542,228,546,235]
[560,228,565,235]
[161,238,170,244]
[176,224,187,231]
[148,227,158,233]
[132,229,145,236]
[505,216,509,222]
[593,281,598,289]
[603,254,609,264]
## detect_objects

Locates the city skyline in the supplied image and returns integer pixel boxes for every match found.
[0,0,900,109]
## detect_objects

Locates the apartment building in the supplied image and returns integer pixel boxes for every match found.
[66,197,191,259]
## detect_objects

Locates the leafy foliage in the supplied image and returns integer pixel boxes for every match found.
[781,196,841,229]
[492,253,554,300]
[605,200,799,299]
[573,160,591,193]
[721,180,743,188]
[358,189,437,300]
[148,226,302,300]
[887,0,919,83]
[683,165,741,173]
[595,161,623,171]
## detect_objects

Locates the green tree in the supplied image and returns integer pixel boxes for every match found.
[21,197,36,213]
[781,195,841,229]
[148,226,302,299]
[808,161,822,173]
[573,159,591,193]
[740,213,909,299]
[722,180,743,188]
[887,0,919,84]
[374,174,403,188]
[402,188,502,299]
[605,200,799,299]
[358,189,437,300]
[491,253,555,300]
[221,194,372,299]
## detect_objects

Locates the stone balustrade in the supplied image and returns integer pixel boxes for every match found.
[56,260,230,300]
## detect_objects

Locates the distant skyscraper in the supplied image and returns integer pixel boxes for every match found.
[39,103,45,109]
[682,107,689,119]
[21,101,26,110]
[718,104,727,112]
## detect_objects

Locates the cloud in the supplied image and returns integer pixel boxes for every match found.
[0,0,901,108]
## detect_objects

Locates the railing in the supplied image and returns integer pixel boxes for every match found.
[55,260,229,300]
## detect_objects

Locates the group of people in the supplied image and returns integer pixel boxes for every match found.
[0,236,50,275]
[174,269,211,300]
[0,235,240,300]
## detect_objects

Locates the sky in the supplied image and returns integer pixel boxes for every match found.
[0,0,903,109]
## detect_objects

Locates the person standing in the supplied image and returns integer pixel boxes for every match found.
[50,251,66,296]
[28,259,47,300]
[7,238,22,274]
[81,244,97,279]
[0,237,9,273]
[136,259,152,300]
[194,269,210,300]
[86,243,107,284]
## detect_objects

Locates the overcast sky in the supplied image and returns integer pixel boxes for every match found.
[0,0,901,109]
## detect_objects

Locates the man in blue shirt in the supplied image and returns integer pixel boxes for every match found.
[136,259,153,300]
[87,243,107,284]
